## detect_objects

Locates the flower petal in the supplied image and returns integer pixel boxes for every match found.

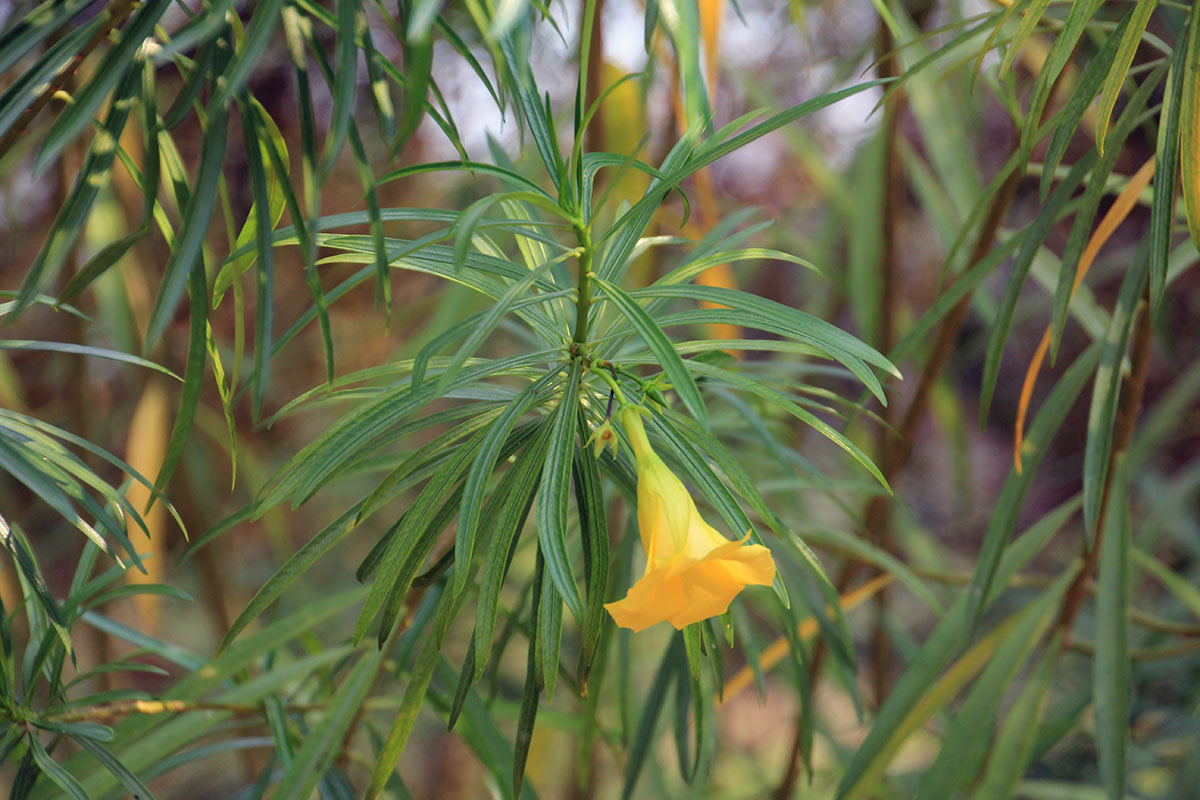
[607,405,778,632]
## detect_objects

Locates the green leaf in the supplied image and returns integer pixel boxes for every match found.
[597,82,887,286]
[68,736,157,800]
[997,0,1052,77]
[34,0,173,171]
[1179,0,1200,250]
[408,0,443,39]
[679,360,888,492]
[966,344,1100,629]
[355,437,484,645]
[432,257,562,399]
[1096,0,1159,151]
[1083,239,1149,537]
[593,276,709,428]
[1094,456,1132,800]
[1048,62,1164,356]
[623,635,683,799]
[1149,24,1190,318]
[393,33,433,155]
[236,98,277,420]
[319,0,359,174]
[474,425,551,678]
[454,372,559,599]
[0,16,101,141]
[515,558,543,800]
[144,103,229,352]
[536,555,563,700]
[57,228,149,303]
[915,567,1075,800]
[536,360,585,620]
[499,32,567,192]
[975,632,1063,800]
[1038,12,1128,201]
[147,253,209,513]
[366,629,442,799]
[0,436,137,568]
[213,0,283,108]
[1132,547,1200,619]
[272,649,385,799]
[378,160,553,199]
[259,350,554,510]
[0,0,94,76]
[0,341,177,380]
[635,283,897,398]
[980,153,1096,423]
[347,124,391,319]
[12,64,141,317]
[217,504,361,652]
[28,734,88,800]
[572,426,610,686]
[1017,0,1104,162]
[836,497,1079,799]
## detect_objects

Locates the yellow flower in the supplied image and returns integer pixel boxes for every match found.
[604,406,777,632]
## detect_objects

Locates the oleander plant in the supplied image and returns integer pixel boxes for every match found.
[1,0,1199,797]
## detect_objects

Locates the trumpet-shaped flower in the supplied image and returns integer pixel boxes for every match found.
[604,406,776,632]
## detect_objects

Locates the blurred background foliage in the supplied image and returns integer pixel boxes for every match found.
[1,0,1199,797]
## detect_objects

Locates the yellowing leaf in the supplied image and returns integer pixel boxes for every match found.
[1014,157,1154,472]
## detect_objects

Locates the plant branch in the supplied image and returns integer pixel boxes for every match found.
[572,225,594,346]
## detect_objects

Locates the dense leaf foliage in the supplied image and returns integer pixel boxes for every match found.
[0,0,1198,797]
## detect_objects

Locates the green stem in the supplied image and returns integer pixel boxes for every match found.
[572,225,594,345]
[590,364,626,404]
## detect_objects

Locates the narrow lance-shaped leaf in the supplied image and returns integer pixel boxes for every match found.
[319,0,359,175]
[914,565,1076,800]
[281,6,334,381]
[1049,62,1166,357]
[473,423,551,679]
[238,97,276,420]
[1038,10,1129,202]
[13,64,141,317]
[0,0,95,76]
[212,0,283,108]
[536,360,585,621]
[1149,18,1190,317]
[33,0,174,171]
[1179,0,1200,249]
[348,124,390,319]
[1017,0,1104,161]
[979,153,1097,423]
[1096,0,1159,151]
[147,254,209,513]
[393,33,433,155]
[365,592,443,800]
[623,635,684,800]
[454,372,558,599]
[273,649,386,799]
[515,555,544,800]
[144,103,230,352]
[965,343,1101,630]
[573,418,610,686]
[1095,456,1133,800]
[1082,238,1149,538]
